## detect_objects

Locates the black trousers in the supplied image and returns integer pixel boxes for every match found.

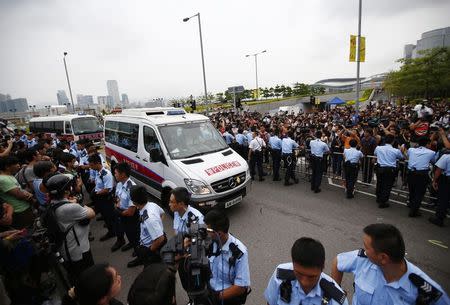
[250,150,263,179]
[408,171,429,212]
[271,149,281,180]
[375,166,396,204]
[64,250,94,285]
[311,156,323,191]
[117,212,140,247]
[283,153,297,182]
[362,156,374,183]
[344,162,359,196]
[436,176,450,220]
[92,192,117,236]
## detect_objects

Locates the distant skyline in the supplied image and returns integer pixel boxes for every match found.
[1,0,449,106]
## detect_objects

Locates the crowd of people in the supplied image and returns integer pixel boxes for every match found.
[0,99,449,305]
[212,100,450,224]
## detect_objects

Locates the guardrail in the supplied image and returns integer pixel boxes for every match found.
[259,149,437,206]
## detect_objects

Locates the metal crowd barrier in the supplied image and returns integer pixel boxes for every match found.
[257,148,437,206]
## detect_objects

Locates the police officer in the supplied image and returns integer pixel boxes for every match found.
[127,185,166,268]
[429,153,450,227]
[235,128,247,159]
[281,131,299,186]
[407,137,436,217]
[343,139,363,199]
[331,223,449,305]
[265,237,348,305]
[248,131,266,181]
[205,210,250,305]
[269,128,283,181]
[168,187,204,295]
[374,135,405,208]
[88,154,117,243]
[223,127,235,145]
[310,131,330,193]
[113,162,139,252]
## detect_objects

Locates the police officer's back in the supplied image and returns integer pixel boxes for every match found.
[309,131,330,193]
[281,131,299,185]
[265,237,348,305]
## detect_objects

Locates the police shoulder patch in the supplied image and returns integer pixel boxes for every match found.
[319,278,346,305]
[276,268,296,281]
[358,248,367,258]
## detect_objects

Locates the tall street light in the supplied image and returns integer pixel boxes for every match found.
[355,0,362,115]
[183,13,208,113]
[246,50,267,100]
[63,52,76,113]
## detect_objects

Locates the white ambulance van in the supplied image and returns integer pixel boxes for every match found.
[103,107,251,211]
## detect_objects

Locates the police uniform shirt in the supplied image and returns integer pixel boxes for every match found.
[26,138,36,148]
[209,234,251,292]
[173,205,204,235]
[281,137,299,154]
[435,154,450,176]
[78,149,88,166]
[89,154,107,180]
[223,132,235,145]
[269,135,283,151]
[264,262,349,305]
[246,132,253,145]
[344,147,364,164]
[374,144,404,168]
[249,137,265,152]
[19,134,27,142]
[235,133,246,145]
[407,146,436,170]
[115,178,136,210]
[310,139,330,157]
[94,167,114,192]
[337,250,450,305]
[69,147,78,158]
[139,203,164,247]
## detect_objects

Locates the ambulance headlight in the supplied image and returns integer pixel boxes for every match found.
[184,179,211,195]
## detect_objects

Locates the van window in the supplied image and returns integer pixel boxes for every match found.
[143,126,161,158]
[65,122,73,134]
[54,121,64,134]
[105,121,139,152]
[43,121,54,131]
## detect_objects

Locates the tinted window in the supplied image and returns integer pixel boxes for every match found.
[143,126,162,160]
[65,121,72,134]
[105,121,139,153]
[54,121,64,134]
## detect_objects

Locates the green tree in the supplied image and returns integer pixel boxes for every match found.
[384,47,450,99]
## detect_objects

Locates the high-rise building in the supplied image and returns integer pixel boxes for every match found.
[0,98,28,113]
[97,95,114,108]
[107,80,120,106]
[404,27,450,59]
[57,90,70,106]
[76,94,94,108]
[121,93,129,105]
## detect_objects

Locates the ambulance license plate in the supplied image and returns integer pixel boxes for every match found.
[225,196,242,208]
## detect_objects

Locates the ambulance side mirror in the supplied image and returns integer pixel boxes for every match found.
[149,148,161,162]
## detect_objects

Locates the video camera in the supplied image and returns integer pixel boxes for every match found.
[161,218,218,305]
[430,122,450,131]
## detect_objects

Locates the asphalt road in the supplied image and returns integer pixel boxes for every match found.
[89,176,450,305]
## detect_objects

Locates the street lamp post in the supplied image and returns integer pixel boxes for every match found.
[246,50,267,100]
[63,52,76,114]
[183,13,208,113]
[355,0,362,115]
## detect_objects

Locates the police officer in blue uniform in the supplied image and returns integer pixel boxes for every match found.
[223,127,235,145]
[113,162,139,252]
[343,139,364,199]
[205,210,250,305]
[88,154,117,242]
[331,223,449,305]
[127,185,166,268]
[265,237,348,305]
[310,131,330,193]
[407,137,436,217]
[374,135,405,208]
[281,131,299,186]
[269,128,283,181]
[235,128,247,160]
[429,153,450,227]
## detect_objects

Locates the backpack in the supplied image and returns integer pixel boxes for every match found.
[41,201,79,262]
[15,166,28,190]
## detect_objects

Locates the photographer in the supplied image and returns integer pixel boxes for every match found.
[204,210,250,305]
[168,187,204,294]
[63,263,123,305]
[128,262,176,305]
[127,185,166,268]
[32,161,58,210]
[44,174,96,282]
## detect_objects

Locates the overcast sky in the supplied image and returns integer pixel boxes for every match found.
[0,0,449,106]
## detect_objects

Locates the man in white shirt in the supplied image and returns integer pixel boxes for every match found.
[248,131,266,181]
